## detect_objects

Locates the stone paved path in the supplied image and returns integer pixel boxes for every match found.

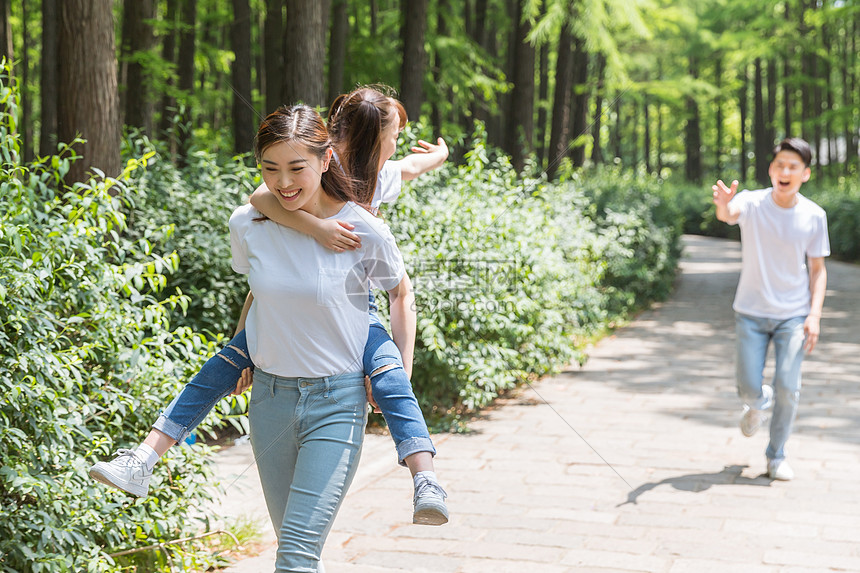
[215,235,860,573]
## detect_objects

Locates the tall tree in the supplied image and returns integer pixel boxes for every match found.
[40,0,58,156]
[177,0,197,163]
[590,53,605,165]
[400,0,428,121]
[739,64,748,180]
[505,0,535,171]
[58,0,121,184]
[327,0,348,106]
[0,0,12,68]
[21,0,33,161]
[157,0,178,137]
[684,55,702,182]
[264,0,283,113]
[231,0,254,153]
[547,19,573,178]
[284,0,330,107]
[431,0,449,136]
[753,58,769,184]
[125,0,157,134]
[569,38,589,168]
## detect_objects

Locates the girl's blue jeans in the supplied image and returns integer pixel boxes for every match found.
[250,370,366,572]
[153,313,435,465]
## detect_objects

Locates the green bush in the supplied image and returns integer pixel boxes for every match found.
[0,64,223,573]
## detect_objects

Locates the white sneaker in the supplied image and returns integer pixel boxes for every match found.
[768,459,794,481]
[412,475,449,526]
[89,449,152,497]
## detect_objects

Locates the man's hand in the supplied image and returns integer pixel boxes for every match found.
[232,367,253,395]
[712,179,738,208]
[313,219,361,252]
[804,315,820,353]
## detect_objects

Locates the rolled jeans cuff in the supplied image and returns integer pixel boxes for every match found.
[152,413,190,444]
[395,436,436,466]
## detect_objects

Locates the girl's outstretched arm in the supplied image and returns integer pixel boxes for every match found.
[394,137,449,181]
[249,183,361,251]
[386,273,416,379]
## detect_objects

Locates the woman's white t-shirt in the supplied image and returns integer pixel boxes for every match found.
[229,201,406,377]
[730,188,830,319]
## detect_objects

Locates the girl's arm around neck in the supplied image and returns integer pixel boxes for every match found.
[386,274,416,378]
[249,183,361,251]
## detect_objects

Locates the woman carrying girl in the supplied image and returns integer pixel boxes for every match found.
[89,87,449,526]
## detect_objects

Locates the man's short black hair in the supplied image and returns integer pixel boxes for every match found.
[772,137,812,167]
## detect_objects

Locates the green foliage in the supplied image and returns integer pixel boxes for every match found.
[0,64,223,573]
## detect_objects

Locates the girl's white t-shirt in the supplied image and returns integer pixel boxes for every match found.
[730,188,830,319]
[370,161,402,210]
[229,201,406,377]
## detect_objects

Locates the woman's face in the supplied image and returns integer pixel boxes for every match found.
[261,141,332,212]
[378,109,401,171]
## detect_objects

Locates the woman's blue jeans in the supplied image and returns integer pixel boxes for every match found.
[153,317,435,464]
[250,370,366,572]
[735,312,806,462]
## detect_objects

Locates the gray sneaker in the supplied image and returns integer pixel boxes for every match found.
[89,449,152,497]
[412,475,448,526]
[740,405,767,437]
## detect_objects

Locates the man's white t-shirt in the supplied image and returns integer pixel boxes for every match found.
[729,188,830,320]
[229,201,405,377]
[370,161,402,210]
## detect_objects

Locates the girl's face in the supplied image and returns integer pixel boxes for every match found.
[261,141,332,212]
[378,109,401,171]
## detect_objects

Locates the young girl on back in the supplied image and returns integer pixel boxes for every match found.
[89,86,450,525]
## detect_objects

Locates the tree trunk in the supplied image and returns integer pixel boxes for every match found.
[739,64,748,181]
[800,2,812,145]
[370,0,378,36]
[231,0,254,154]
[283,0,330,108]
[643,95,651,173]
[158,0,178,137]
[590,53,605,165]
[766,58,776,150]
[0,0,11,68]
[753,58,768,185]
[125,0,157,134]
[177,0,197,164]
[40,0,58,156]
[327,0,348,106]
[715,57,722,172]
[468,0,490,134]
[547,21,573,178]
[783,2,791,138]
[536,41,549,167]
[264,0,283,113]
[684,55,702,183]
[569,38,589,168]
[612,93,622,163]
[431,0,448,136]
[22,0,34,161]
[399,0,427,121]
[58,0,121,184]
[505,0,535,171]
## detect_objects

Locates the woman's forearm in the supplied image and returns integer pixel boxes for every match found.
[250,183,323,236]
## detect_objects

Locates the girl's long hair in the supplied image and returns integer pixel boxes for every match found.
[254,104,358,204]
[327,86,407,205]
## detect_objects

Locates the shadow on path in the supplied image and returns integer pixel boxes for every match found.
[617,464,774,507]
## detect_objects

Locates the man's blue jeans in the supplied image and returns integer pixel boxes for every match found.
[153,318,435,464]
[249,370,366,572]
[735,312,806,462]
